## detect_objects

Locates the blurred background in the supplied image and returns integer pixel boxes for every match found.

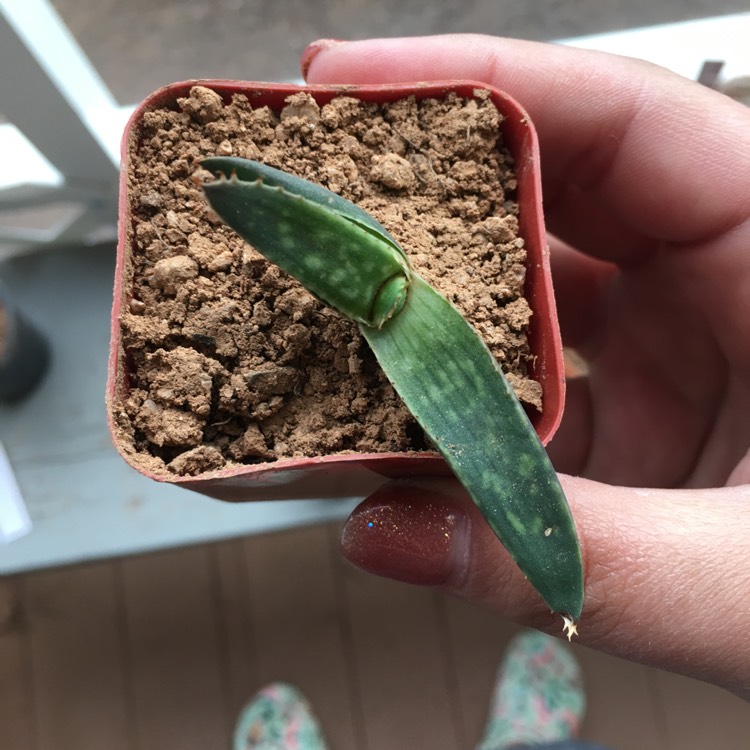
[53,0,748,103]
[2,3,750,750]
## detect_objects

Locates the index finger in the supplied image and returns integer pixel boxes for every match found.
[302,35,750,249]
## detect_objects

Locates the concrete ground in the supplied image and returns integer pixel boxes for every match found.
[51,0,747,105]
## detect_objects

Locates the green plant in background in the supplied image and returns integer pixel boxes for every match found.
[202,156,584,636]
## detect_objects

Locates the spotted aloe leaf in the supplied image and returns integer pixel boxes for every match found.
[202,156,584,627]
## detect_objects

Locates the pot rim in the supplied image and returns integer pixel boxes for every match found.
[107,79,565,493]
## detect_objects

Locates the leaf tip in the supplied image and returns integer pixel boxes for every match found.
[561,613,578,641]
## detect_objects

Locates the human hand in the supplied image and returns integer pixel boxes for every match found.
[301,35,750,700]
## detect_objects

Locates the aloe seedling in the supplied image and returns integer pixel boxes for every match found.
[202,156,583,634]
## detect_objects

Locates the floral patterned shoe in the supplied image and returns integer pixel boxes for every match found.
[233,683,328,750]
[476,630,586,749]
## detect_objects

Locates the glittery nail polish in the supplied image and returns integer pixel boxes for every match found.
[340,486,470,586]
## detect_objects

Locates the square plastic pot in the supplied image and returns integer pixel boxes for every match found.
[107,80,565,501]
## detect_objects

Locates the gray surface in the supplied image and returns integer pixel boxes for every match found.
[50,0,748,105]
[0,245,362,574]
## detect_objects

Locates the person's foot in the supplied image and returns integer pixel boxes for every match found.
[233,682,328,750]
[477,630,586,749]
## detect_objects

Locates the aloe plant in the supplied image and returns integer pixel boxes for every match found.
[202,156,583,635]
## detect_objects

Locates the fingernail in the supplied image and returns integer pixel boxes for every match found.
[301,39,347,80]
[341,486,470,586]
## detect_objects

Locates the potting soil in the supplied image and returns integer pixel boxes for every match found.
[116,87,541,476]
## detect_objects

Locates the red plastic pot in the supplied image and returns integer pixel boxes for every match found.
[107,80,565,502]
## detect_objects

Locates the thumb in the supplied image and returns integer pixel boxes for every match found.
[341,476,750,699]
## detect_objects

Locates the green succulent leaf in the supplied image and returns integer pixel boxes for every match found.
[202,157,407,261]
[202,156,584,622]
[202,157,410,328]
[363,275,582,617]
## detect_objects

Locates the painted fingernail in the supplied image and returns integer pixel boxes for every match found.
[301,39,347,80]
[341,486,470,586]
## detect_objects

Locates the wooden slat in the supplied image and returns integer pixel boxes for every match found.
[334,538,461,750]
[655,669,750,749]
[571,647,666,750]
[441,596,520,748]
[240,523,359,750]
[0,577,35,750]
[212,539,258,721]
[120,545,227,750]
[24,563,129,750]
